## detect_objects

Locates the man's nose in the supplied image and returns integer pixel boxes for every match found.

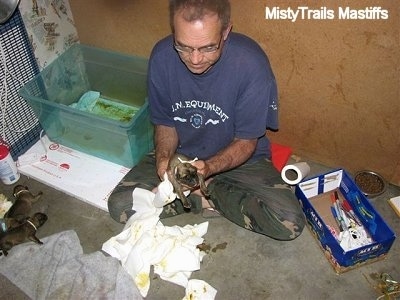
[189,49,203,64]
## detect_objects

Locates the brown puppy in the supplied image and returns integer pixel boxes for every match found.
[4,185,43,223]
[0,212,48,256]
[167,154,209,210]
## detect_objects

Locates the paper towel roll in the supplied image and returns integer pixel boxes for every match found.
[281,162,310,185]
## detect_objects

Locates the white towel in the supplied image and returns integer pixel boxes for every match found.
[102,174,216,299]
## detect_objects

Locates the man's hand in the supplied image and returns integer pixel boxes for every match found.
[157,157,170,180]
[192,159,210,178]
[194,138,257,178]
[154,125,179,180]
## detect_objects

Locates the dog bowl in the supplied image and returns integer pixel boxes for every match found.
[354,170,387,197]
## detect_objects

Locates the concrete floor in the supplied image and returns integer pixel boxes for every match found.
[1,159,399,299]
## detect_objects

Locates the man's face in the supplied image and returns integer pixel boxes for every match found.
[173,12,230,74]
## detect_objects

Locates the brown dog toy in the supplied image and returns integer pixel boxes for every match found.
[4,185,43,224]
[167,154,209,210]
[0,212,48,256]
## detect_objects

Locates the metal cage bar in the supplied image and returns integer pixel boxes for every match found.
[0,8,41,159]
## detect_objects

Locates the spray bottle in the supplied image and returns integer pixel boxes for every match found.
[0,139,20,185]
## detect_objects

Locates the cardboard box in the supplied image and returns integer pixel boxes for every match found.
[295,169,396,273]
[19,44,153,168]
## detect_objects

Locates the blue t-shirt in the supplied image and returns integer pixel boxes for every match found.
[148,32,278,161]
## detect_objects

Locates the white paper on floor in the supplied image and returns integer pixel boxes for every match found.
[17,135,130,211]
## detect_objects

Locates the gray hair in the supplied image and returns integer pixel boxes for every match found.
[169,0,231,33]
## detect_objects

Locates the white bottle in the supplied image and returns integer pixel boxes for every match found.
[0,144,20,185]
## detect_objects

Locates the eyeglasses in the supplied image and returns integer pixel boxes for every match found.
[174,35,223,54]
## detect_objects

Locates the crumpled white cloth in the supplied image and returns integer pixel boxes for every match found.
[339,226,373,251]
[153,172,179,207]
[102,174,216,299]
[183,279,217,300]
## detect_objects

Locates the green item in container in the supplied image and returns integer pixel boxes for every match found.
[70,91,139,122]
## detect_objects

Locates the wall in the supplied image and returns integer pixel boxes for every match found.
[69,0,400,185]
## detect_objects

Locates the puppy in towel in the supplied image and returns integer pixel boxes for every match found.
[167,154,210,210]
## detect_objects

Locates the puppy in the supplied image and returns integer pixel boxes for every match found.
[4,185,43,223]
[167,154,209,210]
[0,212,48,256]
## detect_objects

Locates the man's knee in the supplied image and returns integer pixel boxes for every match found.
[107,189,134,223]
[279,215,306,240]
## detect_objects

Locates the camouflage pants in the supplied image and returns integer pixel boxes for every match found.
[107,153,305,240]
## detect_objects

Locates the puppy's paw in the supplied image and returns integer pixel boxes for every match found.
[203,190,210,197]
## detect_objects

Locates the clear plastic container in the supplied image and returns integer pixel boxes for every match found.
[19,44,154,167]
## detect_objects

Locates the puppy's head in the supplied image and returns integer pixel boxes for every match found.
[174,162,200,189]
[13,185,29,197]
[32,212,48,227]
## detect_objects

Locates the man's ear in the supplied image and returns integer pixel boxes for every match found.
[223,23,233,41]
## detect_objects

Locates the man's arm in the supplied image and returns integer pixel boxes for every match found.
[154,124,178,179]
[193,138,257,179]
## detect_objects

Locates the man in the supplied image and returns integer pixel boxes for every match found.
[108,0,305,240]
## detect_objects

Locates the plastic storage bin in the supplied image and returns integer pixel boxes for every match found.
[19,43,154,168]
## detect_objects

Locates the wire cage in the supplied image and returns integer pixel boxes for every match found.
[0,8,41,160]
